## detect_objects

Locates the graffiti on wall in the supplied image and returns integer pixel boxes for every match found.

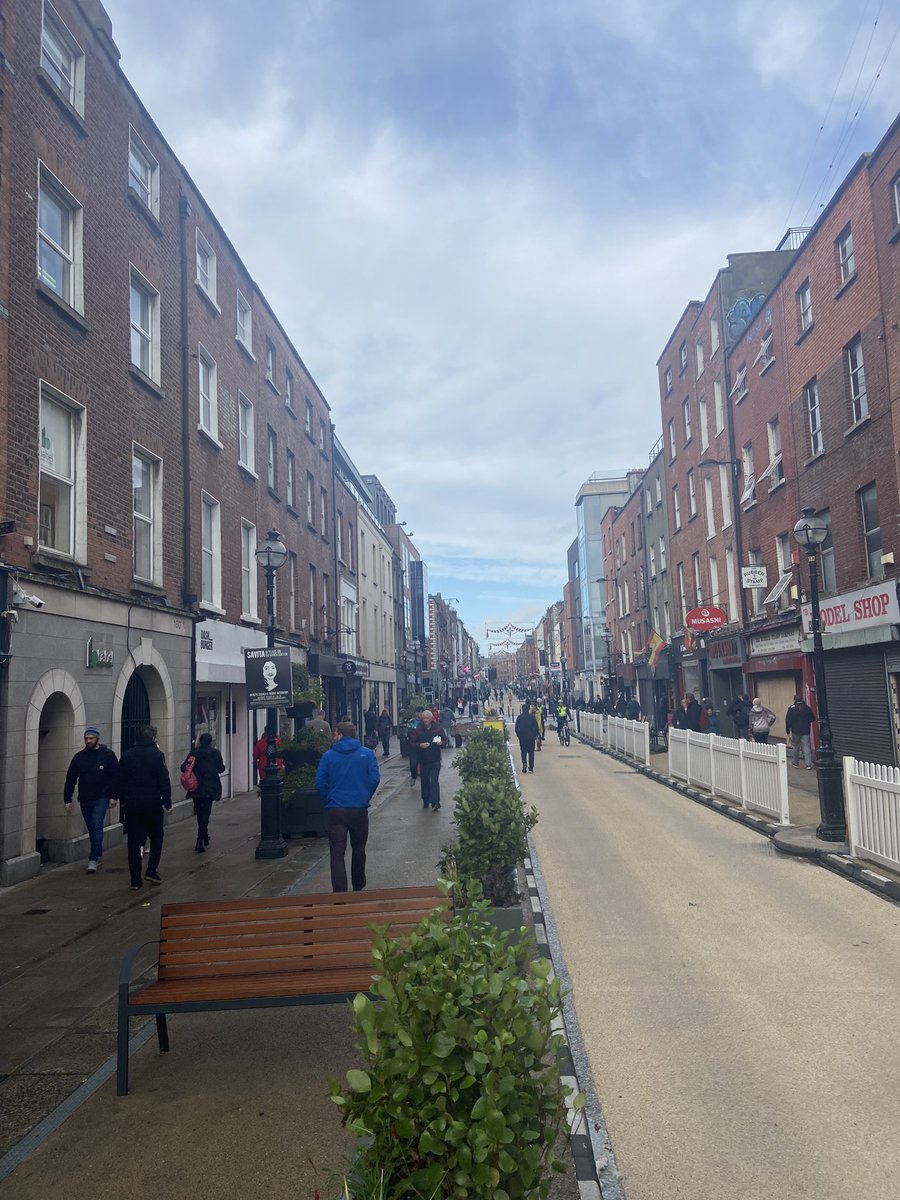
[726,292,767,343]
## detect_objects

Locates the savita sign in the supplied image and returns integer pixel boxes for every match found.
[684,606,727,630]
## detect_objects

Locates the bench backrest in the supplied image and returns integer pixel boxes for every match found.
[157,885,448,983]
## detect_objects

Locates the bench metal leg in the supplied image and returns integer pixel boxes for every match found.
[155,1013,170,1052]
[116,1004,130,1096]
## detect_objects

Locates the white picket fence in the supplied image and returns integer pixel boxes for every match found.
[576,712,651,767]
[667,728,791,825]
[843,757,900,872]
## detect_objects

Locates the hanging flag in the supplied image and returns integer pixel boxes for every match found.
[682,627,697,653]
[646,630,666,670]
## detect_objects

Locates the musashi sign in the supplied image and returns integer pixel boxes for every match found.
[801,581,900,635]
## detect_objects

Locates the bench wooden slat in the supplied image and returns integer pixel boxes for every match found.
[160,936,390,964]
[160,885,440,918]
[159,951,376,979]
[157,921,423,953]
[131,966,376,1006]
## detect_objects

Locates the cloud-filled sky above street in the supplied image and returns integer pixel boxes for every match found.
[104,0,900,653]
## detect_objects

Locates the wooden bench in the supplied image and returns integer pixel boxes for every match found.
[116,884,448,1095]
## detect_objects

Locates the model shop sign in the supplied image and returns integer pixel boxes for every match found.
[243,646,292,708]
[801,581,900,636]
[684,606,727,630]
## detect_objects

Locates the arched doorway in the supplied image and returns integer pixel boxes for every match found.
[35,692,76,861]
[121,671,151,755]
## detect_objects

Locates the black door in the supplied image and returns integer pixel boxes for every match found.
[121,672,151,755]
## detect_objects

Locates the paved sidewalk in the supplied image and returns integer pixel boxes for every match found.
[0,740,584,1200]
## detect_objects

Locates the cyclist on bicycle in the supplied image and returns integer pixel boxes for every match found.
[556,703,570,744]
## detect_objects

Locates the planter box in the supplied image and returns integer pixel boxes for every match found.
[282,788,327,838]
[486,905,528,943]
[482,718,504,733]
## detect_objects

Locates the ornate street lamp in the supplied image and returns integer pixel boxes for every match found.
[793,507,847,841]
[254,529,288,859]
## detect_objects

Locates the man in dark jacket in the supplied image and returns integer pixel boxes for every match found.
[785,695,816,768]
[64,726,119,873]
[672,693,702,731]
[726,694,752,740]
[117,725,172,889]
[514,706,540,773]
[409,709,448,810]
[315,721,380,892]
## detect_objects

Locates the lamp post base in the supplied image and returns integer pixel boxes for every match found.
[255,835,288,859]
[813,751,847,843]
[256,774,288,859]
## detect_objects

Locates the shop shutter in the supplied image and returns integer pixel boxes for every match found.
[824,649,891,764]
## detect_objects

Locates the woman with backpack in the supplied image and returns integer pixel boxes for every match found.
[181,732,225,853]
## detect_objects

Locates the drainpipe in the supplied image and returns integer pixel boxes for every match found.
[178,192,197,740]
[330,422,341,719]
[719,286,749,692]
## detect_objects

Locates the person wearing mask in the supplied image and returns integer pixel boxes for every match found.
[117,725,172,889]
[63,727,119,873]
[315,721,380,892]
[515,705,540,773]
[409,709,448,810]
[785,694,816,768]
[181,732,225,853]
[749,697,776,743]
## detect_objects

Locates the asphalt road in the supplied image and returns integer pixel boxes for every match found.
[525,730,900,1200]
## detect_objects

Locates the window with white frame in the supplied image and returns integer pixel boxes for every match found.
[198,346,218,439]
[679,342,687,372]
[649,544,656,577]
[128,127,159,217]
[687,469,697,518]
[39,385,84,558]
[805,378,822,455]
[38,167,83,311]
[132,448,161,583]
[664,366,673,394]
[129,266,160,382]
[860,483,882,579]
[709,556,720,608]
[645,488,652,516]
[321,488,328,537]
[847,336,868,423]
[237,393,255,471]
[282,449,293,508]
[693,552,703,603]
[753,330,774,373]
[893,172,900,226]
[682,397,692,443]
[319,419,327,453]
[337,512,344,562]
[663,599,671,639]
[740,443,755,507]
[774,533,792,610]
[236,291,252,353]
[818,509,836,592]
[285,368,294,412]
[719,464,732,528]
[837,225,855,284]
[240,519,258,619]
[704,475,715,538]
[698,395,709,451]
[265,340,276,383]
[306,472,314,526]
[40,4,84,114]
[322,573,330,637]
[655,476,662,506]
[695,340,704,378]
[287,552,297,631]
[195,229,217,303]
[200,492,222,608]
[748,548,764,613]
[713,377,724,433]
[729,364,748,403]
[305,398,313,436]
[659,536,666,572]
[798,280,813,332]
[762,417,784,487]
[309,564,317,635]
[668,418,676,461]
[266,427,277,491]
[677,563,687,618]
[710,317,719,355]
[672,485,681,529]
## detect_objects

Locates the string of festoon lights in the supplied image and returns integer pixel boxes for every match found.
[484,623,534,637]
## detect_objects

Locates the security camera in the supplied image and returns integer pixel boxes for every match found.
[27,593,46,609]
[12,586,45,610]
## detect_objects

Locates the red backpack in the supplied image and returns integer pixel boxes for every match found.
[180,754,199,793]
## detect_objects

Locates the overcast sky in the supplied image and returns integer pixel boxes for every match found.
[103,0,899,654]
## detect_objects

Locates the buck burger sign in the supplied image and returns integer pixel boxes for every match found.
[801,581,900,636]
[684,606,727,630]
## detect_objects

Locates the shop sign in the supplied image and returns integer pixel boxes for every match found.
[742,565,768,589]
[801,580,900,635]
[197,619,266,667]
[685,605,727,630]
[85,635,113,668]
[750,628,801,656]
[708,637,742,669]
[244,646,292,708]
[341,657,370,678]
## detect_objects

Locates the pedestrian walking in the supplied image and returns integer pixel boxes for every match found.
[363,703,378,750]
[440,704,456,736]
[749,698,776,743]
[515,706,539,773]
[377,708,392,757]
[673,693,702,732]
[409,709,448,810]
[705,704,722,735]
[181,732,225,853]
[63,727,119,873]
[306,708,332,738]
[785,695,816,768]
[314,720,380,892]
[625,696,641,721]
[406,707,425,786]
[117,725,172,889]
[253,731,284,783]
[726,694,752,740]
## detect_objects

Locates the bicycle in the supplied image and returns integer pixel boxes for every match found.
[557,721,570,747]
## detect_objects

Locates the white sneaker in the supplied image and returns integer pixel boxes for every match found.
[86,860,98,873]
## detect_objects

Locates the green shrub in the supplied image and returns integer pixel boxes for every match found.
[400,694,429,724]
[453,727,509,782]
[331,904,578,1200]
[282,764,317,794]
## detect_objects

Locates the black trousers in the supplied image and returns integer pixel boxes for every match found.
[127,805,164,885]
[420,759,441,808]
[194,796,213,839]
[518,738,535,771]
[327,807,369,892]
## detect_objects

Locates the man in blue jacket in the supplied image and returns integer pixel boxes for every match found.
[315,721,380,892]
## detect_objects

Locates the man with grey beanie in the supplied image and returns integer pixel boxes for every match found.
[64,727,119,872]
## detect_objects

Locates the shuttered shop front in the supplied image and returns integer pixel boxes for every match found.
[823,647,891,764]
